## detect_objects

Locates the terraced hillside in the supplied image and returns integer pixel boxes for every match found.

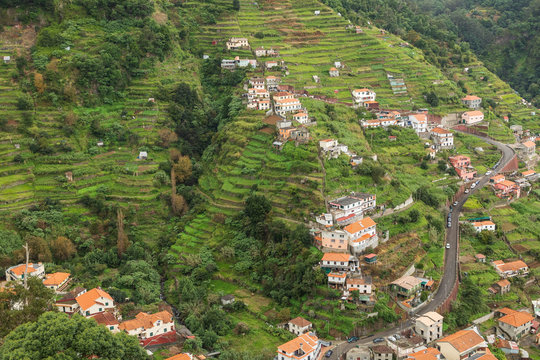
[195,0,536,124]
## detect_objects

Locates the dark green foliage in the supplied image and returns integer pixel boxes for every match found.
[233,0,240,11]
[0,230,23,256]
[414,186,439,207]
[445,276,490,329]
[112,260,161,304]
[0,312,148,359]
[80,0,154,20]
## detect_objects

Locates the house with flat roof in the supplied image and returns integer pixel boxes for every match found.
[5,263,45,282]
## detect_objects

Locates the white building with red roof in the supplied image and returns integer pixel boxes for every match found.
[352,88,376,105]
[287,317,313,336]
[430,127,454,149]
[462,110,484,124]
[436,328,488,360]
[492,260,529,278]
[461,95,482,109]
[344,217,378,255]
[42,272,71,292]
[320,252,359,272]
[472,220,495,232]
[5,262,45,282]
[119,311,175,345]
[497,308,534,340]
[409,113,428,133]
[277,332,322,360]
[76,287,115,317]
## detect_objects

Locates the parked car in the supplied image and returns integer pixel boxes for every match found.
[388,336,396,342]
[486,170,492,176]
[348,336,359,343]
[446,243,451,249]
[471,183,476,189]
[325,350,333,358]
[394,334,401,340]
[447,222,451,228]
[464,189,470,193]
[373,338,385,343]
[453,201,458,206]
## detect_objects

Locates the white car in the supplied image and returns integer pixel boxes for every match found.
[486,171,492,176]
[446,243,451,249]
[464,189,470,194]
[471,183,476,189]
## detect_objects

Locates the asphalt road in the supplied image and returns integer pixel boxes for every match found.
[325,134,515,360]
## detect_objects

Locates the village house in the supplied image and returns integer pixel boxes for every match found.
[492,260,529,278]
[291,127,310,143]
[76,287,115,317]
[274,91,295,101]
[257,99,271,110]
[293,112,309,124]
[320,252,359,272]
[315,213,333,228]
[92,312,120,333]
[355,26,363,34]
[319,139,348,159]
[119,311,175,344]
[279,126,297,140]
[226,37,249,50]
[361,119,382,129]
[266,60,279,69]
[276,120,292,129]
[334,61,342,68]
[475,254,486,263]
[328,271,347,287]
[165,354,207,360]
[329,67,339,77]
[461,95,482,109]
[462,110,484,125]
[519,140,536,158]
[248,88,270,100]
[274,98,302,114]
[221,294,235,305]
[350,156,363,167]
[371,345,394,360]
[387,335,424,358]
[407,348,442,360]
[390,275,422,297]
[255,47,267,57]
[5,263,45,282]
[364,253,377,264]
[328,193,376,224]
[3,55,10,64]
[436,329,489,360]
[287,317,313,336]
[235,57,257,68]
[494,339,519,356]
[490,174,505,184]
[352,88,376,105]
[363,101,380,110]
[493,179,520,198]
[42,272,71,292]
[276,332,322,360]
[221,59,236,70]
[472,220,496,232]
[497,309,534,340]
[345,217,378,255]
[249,77,265,89]
[345,276,372,295]
[449,155,476,181]
[55,287,87,314]
[522,169,536,178]
[489,279,511,295]
[319,229,349,251]
[347,347,371,360]
[409,113,428,134]
[266,75,281,91]
[415,312,443,343]
[430,127,454,149]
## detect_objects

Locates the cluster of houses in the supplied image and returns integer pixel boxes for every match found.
[389,274,435,309]
[4,262,177,348]
[489,173,522,199]
[221,56,258,70]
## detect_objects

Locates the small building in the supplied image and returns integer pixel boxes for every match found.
[265,60,278,69]
[355,26,363,34]
[489,279,510,295]
[315,213,333,228]
[287,317,312,336]
[364,253,377,264]
[43,272,71,292]
[462,111,484,125]
[520,140,536,158]
[409,113,428,134]
[221,294,235,305]
[492,260,529,278]
[390,275,422,297]
[328,272,347,286]
[221,59,236,70]
[314,10,320,15]
[490,174,505,184]
[346,276,372,295]
[493,180,520,198]
[334,61,342,69]
[312,75,320,83]
[76,288,115,317]
[226,37,249,50]
[363,101,380,110]
[320,253,359,272]
[430,127,454,149]
[472,220,495,232]
[407,348,442,360]
[415,312,443,343]
[350,156,363,167]
[138,151,148,160]
[274,97,302,114]
[475,254,486,263]
[352,88,376,105]
[119,311,175,346]
[329,67,339,77]
[3,55,10,64]
[92,312,120,333]
[436,329,489,360]
[497,309,534,340]
[277,332,322,360]
[293,112,309,124]
[347,347,371,360]
[371,345,394,360]
[55,287,87,314]
[494,338,519,355]
[5,263,45,282]
[522,169,536,178]
[461,95,482,109]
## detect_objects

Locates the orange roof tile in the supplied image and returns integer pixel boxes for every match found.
[119,311,173,331]
[498,180,516,187]
[294,112,308,117]
[43,272,70,286]
[321,253,351,262]
[9,263,38,276]
[491,175,505,181]
[277,333,318,354]
[496,279,510,287]
[328,272,347,278]
[353,88,372,93]
[522,141,535,148]
[473,221,495,227]
[330,67,338,71]
[462,95,481,101]
[431,127,451,134]
[352,233,375,243]
[275,98,300,104]
[346,277,368,285]
[438,329,485,353]
[407,347,441,360]
[344,217,376,234]
[76,288,113,311]
[499,311,534,327]
[522,170,535,176]
[166,354,193,360]
[495,260,528,273]
[464,110,484,117]
[91,312,119,326]
[289,317,312,328]
[476,254,486,259]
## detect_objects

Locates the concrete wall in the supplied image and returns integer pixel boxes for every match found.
[472,312,494,325]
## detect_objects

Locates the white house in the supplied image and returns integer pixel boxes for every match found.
[274,98,301,114]
[436,329,488,360]
[352,88,376,105]
[119,311,175,340]
[415,312,443,343]
[430,127,454,149]
[277,332,322,360]
[266,75,280,90]
[409,114,428,133]
[319,139,338,150]
[497,309,534,340]
[329,67,339,77]
[320,252,359,272]
[344,216,377,241]
[42,272,71,292]
[492,260,529,278]
[287,317,313,336]
[226,37,249,50]
[293,112,309,124]
[5,263,45,282]
[462,111,484,124]
[316,213,333,227]
[76,288,115,317]
[327,272,347,286]
[139,151,148,159]
[92,312,120,333]
[266,60,279,69]
[249,77,265,88]
[461,95,482,109]
[258,100,271,110]
[346,277,372,294]
[472,220,495,232]
[55,287,87,314]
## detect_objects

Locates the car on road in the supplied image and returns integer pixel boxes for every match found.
[486,170,492,176]
[325,350,333,358]
[347,336,359,343]
[447,222,451,228]
[446,243,451,249]
[394,334,401,340]
[464,189,469,193]
[388,336,396,342]
[373,338,385,343]
[453,201,458,206]
[471,183,476,189]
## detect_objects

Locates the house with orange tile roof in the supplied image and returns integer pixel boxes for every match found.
[166,354,206,360]
[345,276,372,295]
[449,155,476,181]
[489,279,511,295]
[76,287,115,317]
[415,312,443,343]
[327,271,347,287]
[329,67,339,77]
[276,332,322,360]
[490,174,505,184]
[409,113,428,133]
[344,217,378,255]
[320,252,359,272]
[436,328,488,360]
[472,220,495,232]
[42,272,71,292]
[475,254,486,263]
[352,88,376,105]
[361,119,382,128]
[522,169,536,177]
[287,317,313,336]
[407,347,441,360]
[91,312,120,333]
[293,112,309,124]
[5,262,45,282]
[119,311,175,342]
[274,97,302,114]
[497,308,534,340]
[429,127,454,149]
[461,95,482,109]
[462,110,484,124]
[492,260,529,278]
[519,140,536,158]
[493,179,520,198]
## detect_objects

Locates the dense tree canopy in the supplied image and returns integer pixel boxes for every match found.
[0,312,148,360]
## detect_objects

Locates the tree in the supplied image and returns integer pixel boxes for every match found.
[233,0,240,10]
[244,194,271,225]
[172,154,192,184]
[34,72,45,93]
[171,194,188,216]
[0,312,148,359]
[409,209,420,222]
[50,236,76,261]
[0,277,55,338]
[117,207,129,258]
[158,129,178,147]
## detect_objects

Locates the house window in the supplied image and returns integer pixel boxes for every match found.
[86,311,90,316]
[99,308,102,312]
[150,332,153,337]
[110,326,114,330]
[105,302,109,306]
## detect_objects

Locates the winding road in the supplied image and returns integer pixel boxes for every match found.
[326,134,515,359]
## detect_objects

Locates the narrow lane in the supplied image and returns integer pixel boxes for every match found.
[326,134,514,359]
